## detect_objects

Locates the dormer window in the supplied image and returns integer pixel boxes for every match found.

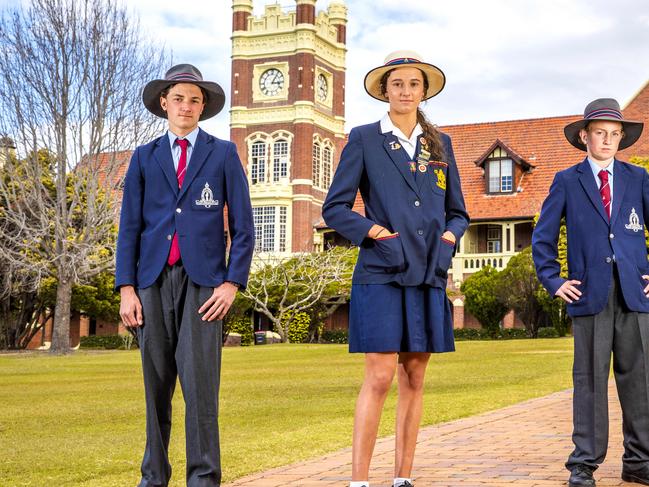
[475,140,534,195]
[488,148,513,193]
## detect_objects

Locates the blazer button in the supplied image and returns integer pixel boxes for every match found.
[417,229,424,236]
[176,208,182,213]
[609,233,614,239]
[605,257,612,264]
[414,200,420,207]
[167,235,172,240]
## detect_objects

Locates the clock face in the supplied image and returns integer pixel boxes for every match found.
[260,68,284,97]
[317,74,328,101]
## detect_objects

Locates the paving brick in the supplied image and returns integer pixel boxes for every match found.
[224,382,635,486]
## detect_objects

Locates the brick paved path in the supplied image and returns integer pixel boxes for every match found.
[224,382,633,486]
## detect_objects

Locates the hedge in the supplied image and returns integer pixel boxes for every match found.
[79,335,138,350]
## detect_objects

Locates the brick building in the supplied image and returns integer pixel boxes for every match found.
[22,0,649,345]
[230,0,347,254]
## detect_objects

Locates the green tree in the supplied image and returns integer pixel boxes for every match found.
[497,247,554,337]
[460,266,507,337]
[241,247,355,343]
[0,0,166,353]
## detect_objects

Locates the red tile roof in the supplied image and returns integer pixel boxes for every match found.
[326,81,649,225]
[441,115,584,221]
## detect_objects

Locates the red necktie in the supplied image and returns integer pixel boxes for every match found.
[598,169,611,220]
[167,138,189,265]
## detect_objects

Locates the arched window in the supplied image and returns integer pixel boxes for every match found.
[322,145,332,189]
[312,141,321,188]
[251,141,267,185]
[273,139,289,182]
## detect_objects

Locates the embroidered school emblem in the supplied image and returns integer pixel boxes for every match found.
[434,168,446,190]
[195,182,219,208]
[625,207,643,232]
[389,141,402,151]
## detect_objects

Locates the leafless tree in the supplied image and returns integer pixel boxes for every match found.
[241,248,354,343]
[0,0,166,353]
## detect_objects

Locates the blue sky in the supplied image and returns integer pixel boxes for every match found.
[2,0,649,138]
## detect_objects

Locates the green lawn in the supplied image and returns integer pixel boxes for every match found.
[0,339,574,486]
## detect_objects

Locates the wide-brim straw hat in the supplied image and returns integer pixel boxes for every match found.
[364,50,446,102]
[142,63,225,121]
[564,98,643,151]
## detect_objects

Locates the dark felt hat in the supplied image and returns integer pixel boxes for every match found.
[142,64,225,121]
[564,98,643,151]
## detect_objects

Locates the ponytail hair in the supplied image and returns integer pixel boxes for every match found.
[380,68,445,161]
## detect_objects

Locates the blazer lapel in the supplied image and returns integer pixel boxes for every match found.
[381,131,420,196]
[153,136,179,196]
[414,138,428,192]
[610,159,626,225]
[577,158,609,224]
[178,129,214,201]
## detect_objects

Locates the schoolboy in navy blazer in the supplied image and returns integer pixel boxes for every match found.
[115,128,253,290]
[323,121,468,288]
[116,64,253,487]
[533,98,649,487]
[533,156,649,317]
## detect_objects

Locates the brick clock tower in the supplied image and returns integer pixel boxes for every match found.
[230,0,347,254]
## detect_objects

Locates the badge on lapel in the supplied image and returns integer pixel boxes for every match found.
[625,208,642,232]
[195,182,219,208]
[389,141,402,151]
[434,168,446,190]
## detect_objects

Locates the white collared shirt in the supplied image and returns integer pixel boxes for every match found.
[588,156,614,201]
[167,127,199,172]
[380,113,423,160]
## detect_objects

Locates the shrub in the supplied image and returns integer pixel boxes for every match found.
[321,329,348,344]
[453,328,484,340]
[461,266,508,337]
[228,316,254,346]
[281,311,311,343]
[79,335,137,350]
[537,327,560,338]
[453,328,529,341]
[500,328,529,339]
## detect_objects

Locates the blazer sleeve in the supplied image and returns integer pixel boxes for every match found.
[532,171,566,296]
[223,141,254,289]
[115,148,144,289]
[443,135,470,240]
[322,128,375,246]
[643,169,649,240]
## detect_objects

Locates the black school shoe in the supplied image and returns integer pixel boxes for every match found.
[569,464,595,486]
[395,482,413,487]
[622,465,649,485]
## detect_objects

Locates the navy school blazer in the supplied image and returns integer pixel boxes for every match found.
[532,158,649,316]
[115,128,254,290]
[322,121,470,287]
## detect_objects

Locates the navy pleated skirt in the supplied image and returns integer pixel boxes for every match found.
[348,283,455,353]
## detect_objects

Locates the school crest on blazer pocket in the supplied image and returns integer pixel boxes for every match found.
[624,207,644,234]
[429,163,447,194]
[192,178,221,210]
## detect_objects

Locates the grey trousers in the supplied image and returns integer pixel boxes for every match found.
[137,264,222,487]
[567,269,649,471]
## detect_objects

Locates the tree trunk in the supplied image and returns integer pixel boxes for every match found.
[50,276,72,354]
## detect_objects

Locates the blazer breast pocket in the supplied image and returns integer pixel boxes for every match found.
[429,165,447,195]
[191,177,222,211]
